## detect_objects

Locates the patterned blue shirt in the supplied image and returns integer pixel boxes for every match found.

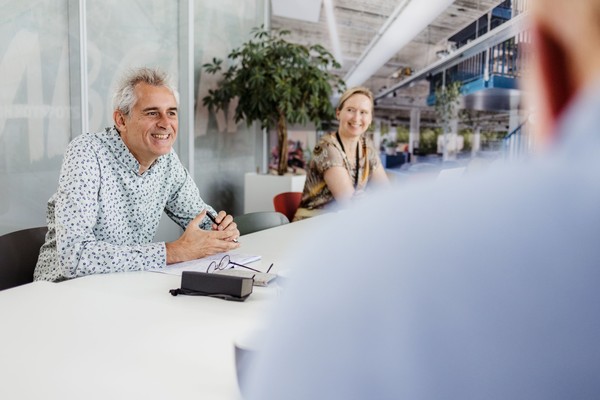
[34,127,215,282]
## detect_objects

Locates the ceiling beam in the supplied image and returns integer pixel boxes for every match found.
[375,12,529,101]
[344,0,455,87]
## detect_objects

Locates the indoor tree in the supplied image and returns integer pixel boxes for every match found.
[202,26,345,175]
[434,81,463,160]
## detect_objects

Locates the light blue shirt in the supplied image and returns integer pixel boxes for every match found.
[245,82,600,399]
[34,127,215,282]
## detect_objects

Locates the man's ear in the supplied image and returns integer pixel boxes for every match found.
[528,23,576,143]
[113,110,126,130]
[537,26,575,122]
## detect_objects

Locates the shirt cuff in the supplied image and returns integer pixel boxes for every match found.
[141,242,168,270]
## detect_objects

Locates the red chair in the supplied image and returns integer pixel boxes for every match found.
[273,192,302,222]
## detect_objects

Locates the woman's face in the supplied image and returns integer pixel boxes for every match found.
[336,93,372,138]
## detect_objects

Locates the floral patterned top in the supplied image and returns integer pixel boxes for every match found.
[298,132,381,212]
[34,127,216,282]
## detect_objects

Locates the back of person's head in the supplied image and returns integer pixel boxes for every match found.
[112,67,179,116]
[336,86,374,113]
[531,0,600,58]
[528,0,600,139]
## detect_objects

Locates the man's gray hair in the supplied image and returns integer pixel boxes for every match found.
[112,67,180,116]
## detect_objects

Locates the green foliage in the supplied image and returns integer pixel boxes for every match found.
[202,26,345,174]
[381,137,397,149]
[481,130,507,150]
[419,128,441,155]
[380,121,390,135]
[395,126,409,143]
[458,108,477,128]
[481,131,506,141]
[434,81,462,132]
[459,128,473,152]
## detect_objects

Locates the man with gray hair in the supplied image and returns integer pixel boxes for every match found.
[34,67,239,282]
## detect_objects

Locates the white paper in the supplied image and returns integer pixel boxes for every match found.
[150,252,262,276]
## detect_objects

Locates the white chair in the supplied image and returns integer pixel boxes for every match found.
[235,212,289,236]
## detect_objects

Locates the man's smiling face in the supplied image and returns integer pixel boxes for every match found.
[114,82,178,171]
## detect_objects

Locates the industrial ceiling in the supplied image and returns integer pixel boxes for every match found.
[270,0,513,129]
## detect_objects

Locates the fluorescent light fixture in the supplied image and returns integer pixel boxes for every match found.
[323,0,343,66]
[271,0,322,23]
[344,0,454,88]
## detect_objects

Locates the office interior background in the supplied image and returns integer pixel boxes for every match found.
[0,0,528,237]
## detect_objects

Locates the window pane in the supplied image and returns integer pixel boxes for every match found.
[0,0,70,234]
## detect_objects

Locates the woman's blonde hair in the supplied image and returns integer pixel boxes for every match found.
[336,86,374,114]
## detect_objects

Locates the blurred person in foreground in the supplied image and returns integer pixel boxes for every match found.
[293,86,389,221]
[34,67,239,282]
[245,1,600,399]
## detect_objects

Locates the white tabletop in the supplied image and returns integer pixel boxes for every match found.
[0,215,329,400]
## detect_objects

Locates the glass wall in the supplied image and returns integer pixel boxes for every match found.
[193,0,265,215]
[0,1,71,234]
[86,0,179,132]
[0,0,264,236]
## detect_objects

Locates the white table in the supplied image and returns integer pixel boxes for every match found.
[0,215,329,400]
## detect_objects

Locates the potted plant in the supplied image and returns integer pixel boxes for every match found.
[202,26,345,175]
[434,81,462,160]
[382,137,398,156]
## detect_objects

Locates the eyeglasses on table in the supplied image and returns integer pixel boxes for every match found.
[206,254,273,274]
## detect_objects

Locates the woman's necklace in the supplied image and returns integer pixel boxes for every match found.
[336,131,359,188]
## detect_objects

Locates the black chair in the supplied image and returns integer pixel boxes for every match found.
[234,212,289,236]
[0,227,47,291]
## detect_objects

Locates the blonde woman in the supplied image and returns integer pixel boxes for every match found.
[294,86,389,220]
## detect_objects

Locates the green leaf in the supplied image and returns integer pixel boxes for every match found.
[202,25,346,173]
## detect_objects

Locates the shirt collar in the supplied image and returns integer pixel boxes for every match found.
[102,127,165,175]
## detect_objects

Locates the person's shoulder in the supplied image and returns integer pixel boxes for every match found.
[69,131,96,145]
[65,129,130,167]
[318,133,337,146]
[313,133,339,155]
[65,130,106,154]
